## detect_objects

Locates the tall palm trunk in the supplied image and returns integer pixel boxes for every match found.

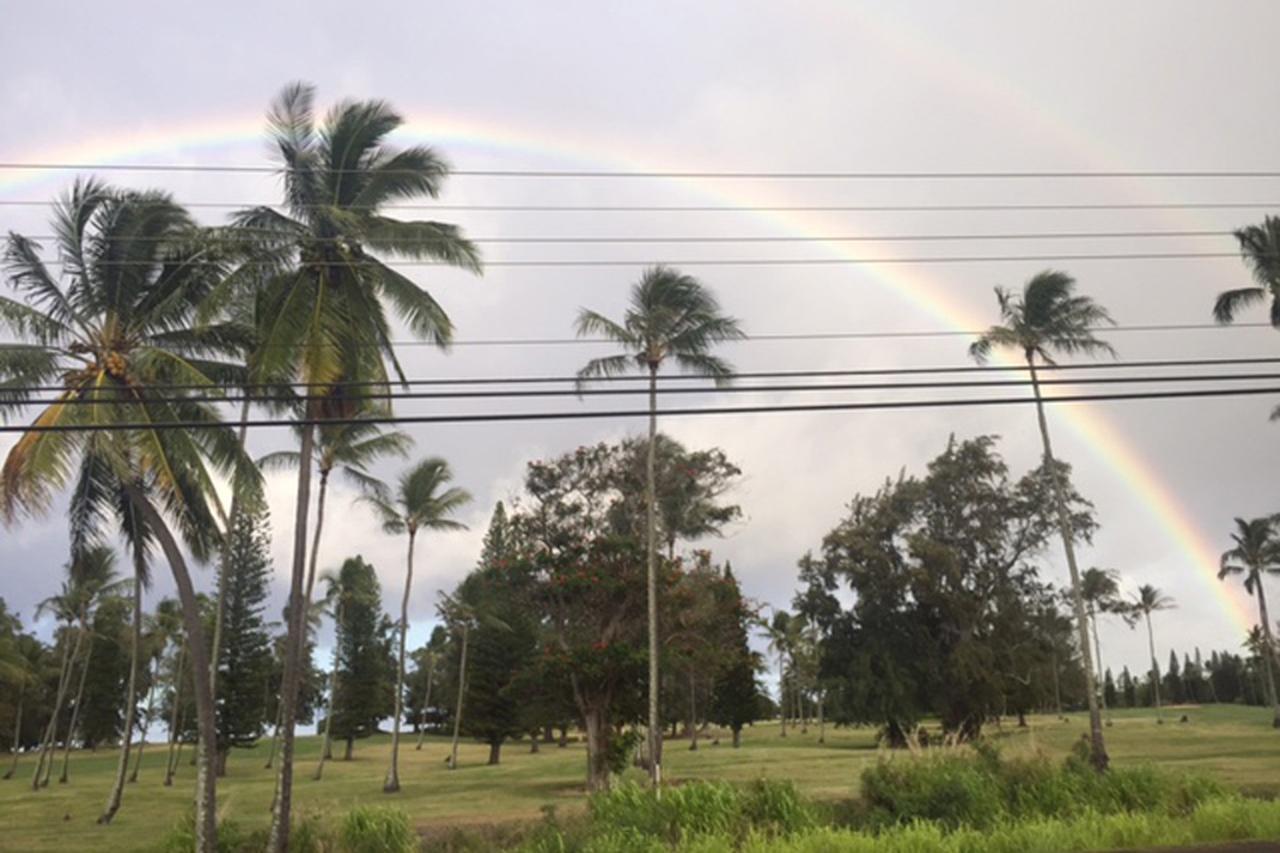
[123,486,218,852]
[304,469,330,608]
[448,622,469,770]
[98,563,142,821]
[58,630,94,783]
[1145,611,1163,718]
[1027,357,1108,771]
[32,625,77,789]
[1253,580,1280,727]
[315,597,342,781]
[163,640,186,787]
[268,419,316,853]
[129,656,161,782]
[415,657,435,750]
[4,686,24,779]
[778,656,788,737]
[385,529,416,792]
[645,363,661,787]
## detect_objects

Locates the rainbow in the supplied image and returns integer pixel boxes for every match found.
[0,98,1259,639]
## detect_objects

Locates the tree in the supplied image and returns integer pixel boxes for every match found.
[1131,584,1177,720]
[213,505,275,774]
[327,558,395,761]
[0,180,251,847]
[1214,216,1280,419]
[361,456,471,792]
[970,270,1115,771]
[408,626,448,748]
[1081,567,1123,717]
[1218,516,1280,727]
[708,565,760,747]
[576,266,743,786]
[236,83,481,853]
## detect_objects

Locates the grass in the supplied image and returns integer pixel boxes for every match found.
[1,704,1277,852]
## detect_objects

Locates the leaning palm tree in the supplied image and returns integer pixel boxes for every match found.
[0,180,251,851]
[234,82,480,852]
[29,587,81,789]
[1131,584,1177,720]
[970,270,1114,771]
[1219,516,1280,727]
[575,266,743,785]
[1081,567,1122,717]
[1214,217,1280,420]
[362,457,471,792]
[437,593,476,771]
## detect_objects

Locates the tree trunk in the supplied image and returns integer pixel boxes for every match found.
[448,622,469,771]
[487,741,502,765]
[315,598,341,781]
[688,670,698,751]
[1254,582,1280,727]
[263,706,281,769]
[1028,357,1108,771]
[4,687,24,779]
[415,657,434,751]
[385,530,416,792]
[119,487,218,852]
[645,364,662,789]
[732,726,741,748]
[344,737,353,761]
[268,418,316,853]
[58,630,94,784]
[32,624,77,789]
[1146,612,1164,718]
[129,656,161,782]
[582,706,611,792]
[164,641,186,786]
[529,735,539,754]
[778,655,788,738]
[98,563,142,818]
[818,690,826,744]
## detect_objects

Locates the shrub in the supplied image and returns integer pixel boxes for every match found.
[340,806,418,853]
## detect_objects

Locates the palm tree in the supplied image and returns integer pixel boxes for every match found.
[1219,516,1280,727]
[575,266,743,785]
[29,590,79,789]
[57,546,122,785]
[0,180,250,851]
[1131,584,1177,720]
[970,269,1115,771]
[362,457,471,792]
[153,597,187,787]
[1081,567,1122,717]
[235,82,480,852]
[312,568,347,781]
[438,593,476,771]
[2,634,43,780]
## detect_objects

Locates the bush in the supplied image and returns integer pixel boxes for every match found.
[859,744,1223,830]
[340,806,419,853]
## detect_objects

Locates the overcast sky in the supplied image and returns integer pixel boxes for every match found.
[3,1,1280,687]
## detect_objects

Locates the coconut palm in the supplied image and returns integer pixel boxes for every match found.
[233,82,480,851]
[29,588,81,788]
[575,266,743,785]
[361,457,471,792]
[437,593,476,771]
[970,269,1114,770]
[2,633,43,780]
[1131,584,1177,720]
[0,180,250,851]
[153,597,187,787]
[1219,516,1280,727]
[56,546,122,785]
[1081,567,1122,716]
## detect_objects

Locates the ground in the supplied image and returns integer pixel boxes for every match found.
[1,704,1277,852]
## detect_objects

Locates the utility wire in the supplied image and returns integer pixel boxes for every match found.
[4,384,1277,434]
[4,163,1280,179]
[15,371,1280,408]
[4,200,1279,213]
[5,356,1279,396]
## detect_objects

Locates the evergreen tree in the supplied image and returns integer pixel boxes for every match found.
[330,557,395,759]
[1165,649,1185,704]
[77,596,132,749]
[1103,669,1118,709]
[1121,666,1137,708]
[708,565,760,747]
[213,507,275,775]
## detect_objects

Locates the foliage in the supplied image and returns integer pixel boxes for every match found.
[330,557,396,748]
[339,806,419,853]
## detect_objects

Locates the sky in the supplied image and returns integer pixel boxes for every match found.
[2,0,1280,691]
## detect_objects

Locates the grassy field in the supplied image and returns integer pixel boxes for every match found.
[1,704,1277,852]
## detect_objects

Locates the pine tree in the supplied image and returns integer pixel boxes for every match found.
[708,565,760,748]
[1103,669,1117,709]
[1121,666,1137,708]
[331,557,395,759]
[1165,649,1184,704]
[213,507,275,776]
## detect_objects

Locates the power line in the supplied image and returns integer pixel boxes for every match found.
[16,371,1280,408]
[6,356,1279,396]
[15,229,1242,244]
[25,251,1263,267]
[4,200,1278,213]
[4,384,1277,433]
[4,163,1280,179]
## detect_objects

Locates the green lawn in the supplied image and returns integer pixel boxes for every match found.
[1,704,1277,852]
